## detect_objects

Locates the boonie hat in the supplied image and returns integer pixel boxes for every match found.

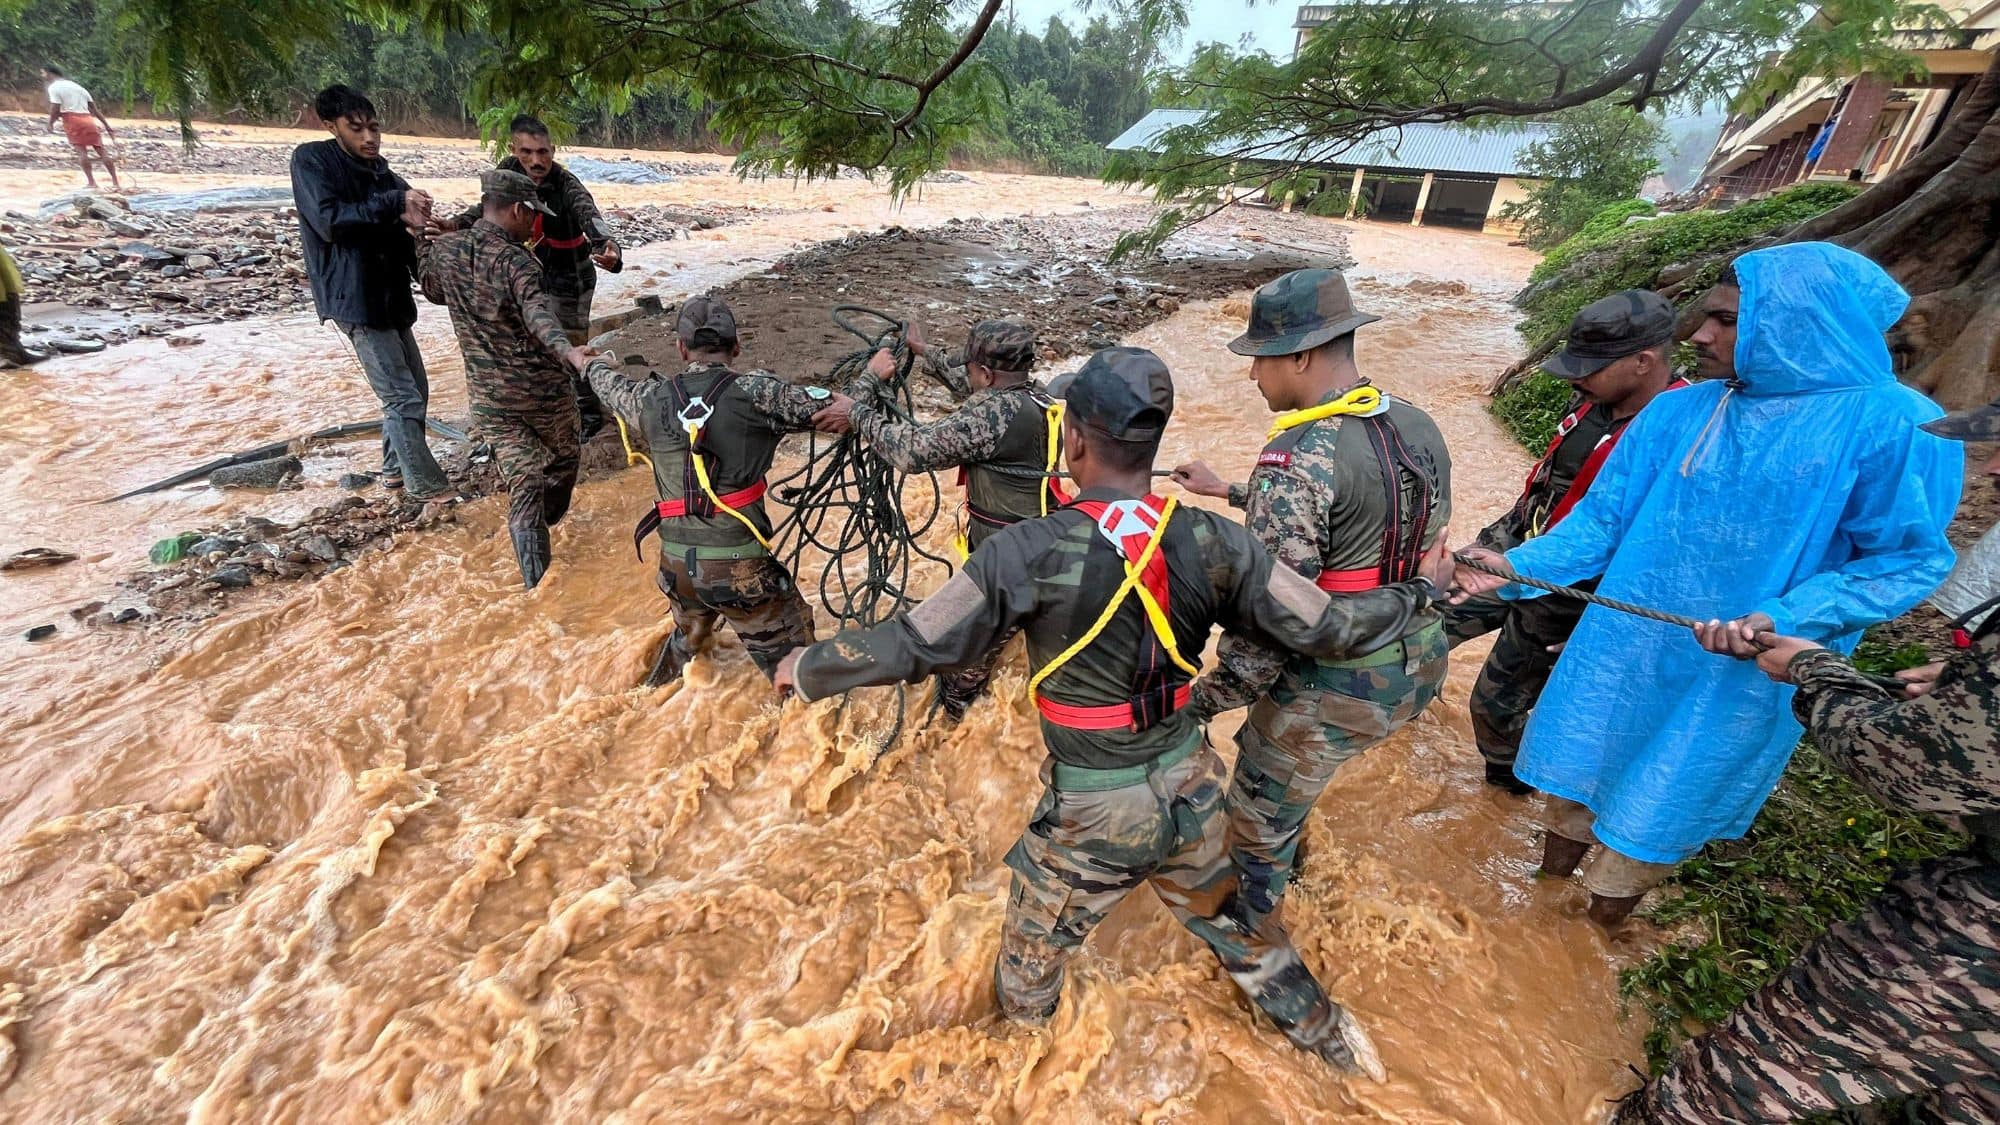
[1543,289,1677,380]
[676,295,739,349]
[1921,395,2000,442]
[966,319,1037,372]
[1229,268,1380,357]
[1064,347,1174,441]
[480,168,555,216]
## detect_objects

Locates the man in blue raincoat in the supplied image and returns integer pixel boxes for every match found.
[1455,242,1961,927]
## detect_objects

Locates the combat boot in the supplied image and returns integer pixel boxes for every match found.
[643,630,693,688]
[511,526,552,589]
[1305,1005,1387,1083]
[933,673,980,724]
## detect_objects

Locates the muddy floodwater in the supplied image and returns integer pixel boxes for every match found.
[0,121,1649,1121]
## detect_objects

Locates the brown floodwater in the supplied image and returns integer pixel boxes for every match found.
[0,160,1651,1121]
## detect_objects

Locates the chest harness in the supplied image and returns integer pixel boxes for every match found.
[1521,380,1689,536]
[1028,495,1203,732]
[1262,385,1436,593]
[950,387,1072,561]
[630,369,773,557]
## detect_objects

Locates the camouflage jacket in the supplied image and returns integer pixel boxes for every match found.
[794,486,1439,770]
[452,159,609,296]
[1790,613,1999,844]
[849,373,1062,545]
[1195,393,1452,718]
[586,359,826,550]
[418,219,575,414]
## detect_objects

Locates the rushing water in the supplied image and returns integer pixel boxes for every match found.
[0,143,1651,1120]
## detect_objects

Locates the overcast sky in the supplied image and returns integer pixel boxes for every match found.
[995,0,1300,62]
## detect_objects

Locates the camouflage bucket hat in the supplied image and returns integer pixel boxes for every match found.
[1229,268,1380,357]
[966,319,1037,372]
[1922,396,2000,442]
[480,168,555,216]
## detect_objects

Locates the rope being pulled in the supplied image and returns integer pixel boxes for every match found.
[1452,554,1911,691]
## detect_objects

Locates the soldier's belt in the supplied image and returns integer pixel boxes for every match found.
[1312,620,1444,671]
[1048,731,1200,792]
[1316,566,1386,592]
[657,481,767,518]
[655,539,770,562]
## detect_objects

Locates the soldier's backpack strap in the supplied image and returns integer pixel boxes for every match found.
[633,369,770,557]
[1354,411,1436,587]
[1029,496,1202,733]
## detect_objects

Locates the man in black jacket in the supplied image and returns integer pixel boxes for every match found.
[289,84,450,499]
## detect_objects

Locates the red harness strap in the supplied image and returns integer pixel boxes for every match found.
[1533,379,1690,531]
[531,212,589,251]
[656,481,767,519]
[1315,567,1383,592]
[1035,496,1187,732]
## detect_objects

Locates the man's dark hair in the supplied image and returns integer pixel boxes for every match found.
[1718,263,1739,288]
[314,84,376,125]
[509,114,551,139]
[43,64,64,77]
[1079,422,1163,473]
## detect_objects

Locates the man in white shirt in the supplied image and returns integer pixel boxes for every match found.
[43,65,120,191]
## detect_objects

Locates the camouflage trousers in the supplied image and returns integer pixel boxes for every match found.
[554,287,606,441]
[1226,624,1448,931]
[1440,589,1587,768]
[655,548,815,680]
[475,402,582,536]
[1625,853,2000,1123]
[999,741,1352,1054]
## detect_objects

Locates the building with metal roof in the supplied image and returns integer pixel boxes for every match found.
[1108,107,1551,233]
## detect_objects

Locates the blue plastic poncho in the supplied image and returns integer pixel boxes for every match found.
[1503,242,1962,864]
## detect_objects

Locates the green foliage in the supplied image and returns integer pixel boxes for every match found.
[1620,740,1964,1070]
[1489,371,1578,451]
[0,0,1153,178]
[1530,199,1661,282]
[1515,183,1863,355]
[1500,105,1664,250]
[1107,0,1928,251]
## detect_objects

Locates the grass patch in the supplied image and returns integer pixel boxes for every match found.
[1515,184,1862,350]
[1617,633,1962,1071]
[1489,370,1577,450]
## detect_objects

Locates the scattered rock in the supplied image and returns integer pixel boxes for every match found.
[0,547,78,571]
[208,455,300,490]
[337,472,376,490]
[300,535,340,563]
[167,336,202,349]
[183,254,218,270]
[207,564,255,588]
[1091,293,1120,307]
[24,624,56,642]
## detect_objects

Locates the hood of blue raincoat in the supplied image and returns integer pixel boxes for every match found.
[1734,242,1909,397]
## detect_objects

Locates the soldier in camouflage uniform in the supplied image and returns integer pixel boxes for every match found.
[777,348,1460,1077]
[1616,398,2000,1124]
[585,295,853,686]
[1442,291,1684,795]
[443,115,622,439]
[419,168,593,589]
[1172,268,1452,933]
[819,318,1064,721]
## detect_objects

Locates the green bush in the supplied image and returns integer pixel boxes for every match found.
[1529,199,1658,282]
[1515,183,1862,351]
[1489,370,1577,450]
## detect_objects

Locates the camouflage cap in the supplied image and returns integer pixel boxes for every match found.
[479,168,555,215]
[1544,289,1677,380]
[966,319,1037,372]
[1064,346,1174,441]
[1922,396,2000,442]
[676,295,739,349]
[1228,268,1380,357]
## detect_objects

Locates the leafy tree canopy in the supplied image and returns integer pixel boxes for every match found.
[1500,103,1664,249]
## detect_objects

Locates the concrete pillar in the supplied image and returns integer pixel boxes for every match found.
[1345,167,1365,219]
[1411,171,1435,226]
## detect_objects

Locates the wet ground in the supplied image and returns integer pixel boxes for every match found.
[0,119,1657,1122]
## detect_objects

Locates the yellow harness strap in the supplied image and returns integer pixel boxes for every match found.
[1026,497,1200,703]
[685,420,773,551]
[1266,385,1383,441]
[615,416,653,469]
[1040,400,1066,516]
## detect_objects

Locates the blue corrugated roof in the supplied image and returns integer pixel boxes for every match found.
[1106,108,1552,177]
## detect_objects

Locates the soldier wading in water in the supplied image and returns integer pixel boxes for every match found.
[776,346,1458,1077]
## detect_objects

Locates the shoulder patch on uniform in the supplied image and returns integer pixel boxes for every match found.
[1257,451,1293,468]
